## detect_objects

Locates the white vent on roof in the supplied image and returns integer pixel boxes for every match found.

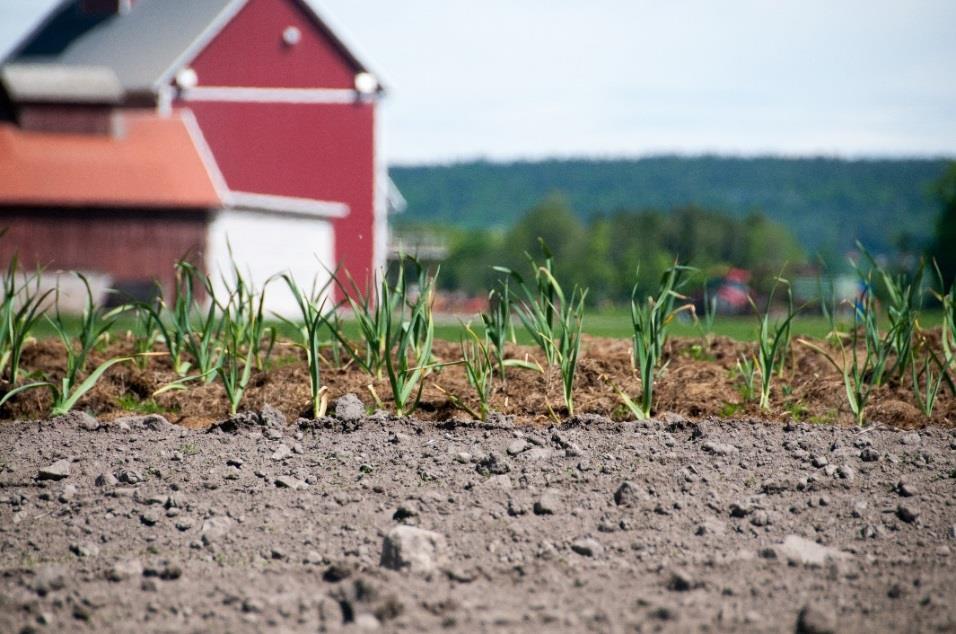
[283,26,302,47]
[175,68,198,89]
[355,72,378,95]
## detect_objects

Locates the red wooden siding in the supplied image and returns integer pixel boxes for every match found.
[188,0,358,89]
[183,99,376,289]
[0,210,209,299]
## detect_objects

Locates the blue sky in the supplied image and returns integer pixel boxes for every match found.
[2,0,955,164]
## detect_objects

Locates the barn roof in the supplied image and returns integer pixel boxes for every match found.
[6,0,381,97]
[0,112,223,209]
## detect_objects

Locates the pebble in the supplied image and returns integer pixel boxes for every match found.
[613,481,643,507]
[796,604,837,634]
[201,516,234,545]
[729,501,752,518]
[750,510,771,527]
[702,441,738,456]
[570,537,603,558]
[59,484,78,502]
[859,448,880,462]
[811,455,828,468]
[380,525,448,575]
[896,479,918,497]
[271,444,292,461]
[140,512,159,527]
[94,472,118,487]
[70,543,100,558]
[506,439,529,456]
[108,559,144,582]
[533,490,561,515]
[666,568,697,592]
[896,503,919,524]
[836,465,856,482]
[37,459,71,481]
[274,476,307,490]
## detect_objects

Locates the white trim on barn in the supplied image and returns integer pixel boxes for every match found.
[230,191,348,219]
[179,86,365,104]
[179,107,232,203]
[206,208,335,317]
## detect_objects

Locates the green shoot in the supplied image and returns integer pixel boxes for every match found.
[0,255,53,384]
[911,352,945,418]
[456,324,495,420]
[385,266,437,417]
[555,286,587,417]
[279,273,331,418]
[622,264,694,419]
[752,277,797,411]
[480,282,511,382]
[495,240,561,365]
[44,273,130,415]
[736,354,757,402]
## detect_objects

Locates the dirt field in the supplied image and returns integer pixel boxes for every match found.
[5,334,956,429]
[1,404,954,633]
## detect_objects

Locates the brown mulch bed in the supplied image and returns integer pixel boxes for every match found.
[2,333,954,429]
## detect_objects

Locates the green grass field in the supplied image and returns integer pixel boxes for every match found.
[31,308,944,345]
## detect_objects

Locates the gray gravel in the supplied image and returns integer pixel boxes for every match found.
[0,411,954,632]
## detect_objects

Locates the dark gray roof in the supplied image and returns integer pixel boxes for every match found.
[10,0,240,94]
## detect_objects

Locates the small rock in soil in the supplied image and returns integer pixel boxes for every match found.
[533,490,561,515]
[94,472,118,487]
[777,535,851,567]
[51,411,99,431]
[570,537,603,557]
[836,465,856,481]
[70,543,100,558]
[108,559,144,582]
[334,394,366,422]
[507,438,529,456]
[729,500,753,517]
[702,441,738,456]
[860,448,880,462]
[476,453,510,476]
[796,604,837,634]
[897,503,920,524]
[200,516,233,545]
[37,459,71,480]
[275,475,307,490]
[614,481,643,507]
[380,525,448,575]
[271,444,292,461]
[896,479,918,497]
[666,568,698,592]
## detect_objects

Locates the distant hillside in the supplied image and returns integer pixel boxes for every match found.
[390,157,951,255]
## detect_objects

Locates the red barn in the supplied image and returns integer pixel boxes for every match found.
[0,0,396,313]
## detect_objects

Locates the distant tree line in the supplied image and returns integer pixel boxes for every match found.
[431,195,805,305]
[390,156,950,258]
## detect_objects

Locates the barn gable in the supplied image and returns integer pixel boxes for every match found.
[185,0,377,91]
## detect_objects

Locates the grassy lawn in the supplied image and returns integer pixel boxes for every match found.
[29,308,945,344]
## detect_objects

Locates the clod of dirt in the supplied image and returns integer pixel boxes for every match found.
[334,393,366,422]
[112,414,172,432]
[775,535,852,567]
[380,525,448,575]
[50,410,99,431]
[614,481,643,507]
[37,459,71,480]
[796,604,838,634]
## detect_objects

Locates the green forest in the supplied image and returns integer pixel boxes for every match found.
[390,156,950,256]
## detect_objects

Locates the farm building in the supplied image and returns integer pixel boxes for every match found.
[0,0,397,314]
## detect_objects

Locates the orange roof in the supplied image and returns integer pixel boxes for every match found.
[0,112,222,209]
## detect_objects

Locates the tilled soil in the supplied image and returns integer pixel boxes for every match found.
[1,408,955,633]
